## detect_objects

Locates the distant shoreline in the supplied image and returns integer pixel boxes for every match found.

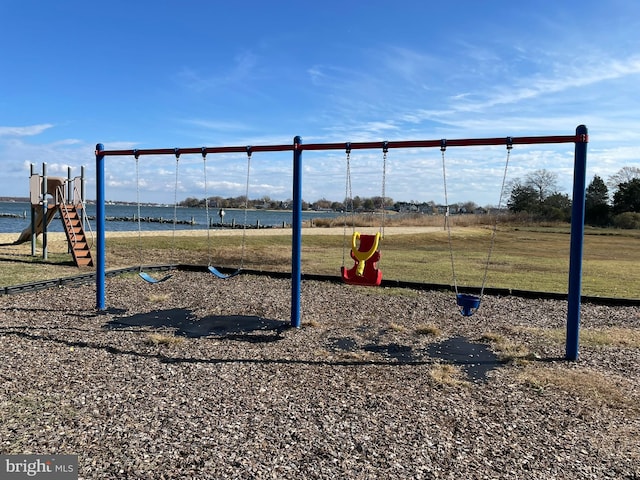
[0,226,443,246]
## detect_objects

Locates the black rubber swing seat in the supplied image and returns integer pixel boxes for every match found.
[139,271,172,284]
[207,266,242,279]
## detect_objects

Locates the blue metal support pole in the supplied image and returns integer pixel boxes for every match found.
[95,143,106,310]
[42,163,48,260]
[291,136,302,328]
[566,125,588,360]
[30,163,36,257]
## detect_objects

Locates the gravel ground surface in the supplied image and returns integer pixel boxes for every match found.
[1,271,639,479]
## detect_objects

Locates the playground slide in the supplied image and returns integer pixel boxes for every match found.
[13,207,59,245]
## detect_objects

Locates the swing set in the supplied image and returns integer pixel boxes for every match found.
[131,147,251,283]
[95,125,588,360]
[202,147,251,279]
[440,137,513,316]
[340,142,387,287]
[134,148,177,284]
[339,136,512,312]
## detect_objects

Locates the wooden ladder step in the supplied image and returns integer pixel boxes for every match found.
[75,258,93,267]
[59,205,94,268]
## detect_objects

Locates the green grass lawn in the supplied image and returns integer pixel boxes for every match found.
[1,225,639,299]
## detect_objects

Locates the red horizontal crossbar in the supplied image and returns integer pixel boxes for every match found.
[97,133,586,157]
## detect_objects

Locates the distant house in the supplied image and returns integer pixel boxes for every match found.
[435,205,448,215]
[395,201,435,214]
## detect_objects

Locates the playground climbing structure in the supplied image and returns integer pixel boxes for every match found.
[15,164,93,267]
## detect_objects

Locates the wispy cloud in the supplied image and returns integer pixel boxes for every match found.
[377,46,440,87]
[1,3,637,207]
[175,50,259,92]
[448,54,640,114]
[307,66,328,85]
[358,46,640,146]
[0,124,54,137]
[180,118,251,133]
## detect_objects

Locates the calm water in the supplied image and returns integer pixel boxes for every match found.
[0,201,341,235]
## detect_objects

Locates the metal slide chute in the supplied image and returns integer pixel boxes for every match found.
[13,207,58,245]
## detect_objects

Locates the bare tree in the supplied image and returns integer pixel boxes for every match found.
[525,169,558,203]
[607,166,640,193]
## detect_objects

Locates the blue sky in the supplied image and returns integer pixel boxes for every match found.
[1,0,639,206]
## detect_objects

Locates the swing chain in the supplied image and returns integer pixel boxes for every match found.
[135,155,144,272]
[343,143,353,268]
[440,139,459,295]
[202,149,213,265]
[381,141,388,239]
[479,137,513,297]
[240,146,252,270]
[134,145,141,271]
[345,143,353,209]
[201,147,249,274]
[171,149,180,264]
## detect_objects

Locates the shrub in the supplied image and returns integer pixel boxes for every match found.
[612,212,640,229]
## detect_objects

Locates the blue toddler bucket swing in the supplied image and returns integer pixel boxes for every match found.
[456,293,482,317]
[445,219,485,317]
[441,137,512,317]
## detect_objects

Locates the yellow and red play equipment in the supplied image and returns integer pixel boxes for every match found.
[341,231,383,286]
